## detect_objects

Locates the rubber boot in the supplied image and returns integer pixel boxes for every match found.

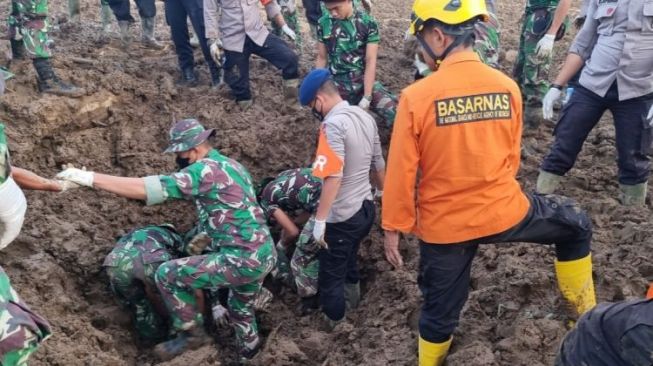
[238,99,253,110]
[524,104,545,129]
[344,282,360,310]
[118,20,131,48]
[189,32,200,48]
[536,170,563,194]
[10,39,25,60]
[619,182,647,206]
[100,4,113,35]
[179,67,198,87]
[240,339,263,363]
[68,0,80,22]
[295,295,319,316]
[419,336,452,366]
[209,65,223,89]
[153,327,210,361]
[555,254,596,316]
[282,78,299,99]
[33,58,85,97]
[141,17,164,49]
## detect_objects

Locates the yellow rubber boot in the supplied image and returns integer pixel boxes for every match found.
[555,254,596,315]
[419,336,452,366]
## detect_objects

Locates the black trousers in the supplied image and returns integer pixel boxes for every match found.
[318,200,375,321]
[419,193,592,343]
[223,34,298,101]
[107,0,155,21]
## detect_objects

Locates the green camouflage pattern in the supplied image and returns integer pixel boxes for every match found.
[164,119,216,153]
[319,0,367,17]
[290,218,319,297]
[258,168,321,219]
[526,0,560,8]
[103,225,185,341]
[513,5,565,107]
[333,77,397,127]
[7,0,53,59]
[0,266,51,366]
[0,124,9,184]
[155,242,276,353]
[159,148,272,252]
[317,9,379,77]
[272,0,302,52]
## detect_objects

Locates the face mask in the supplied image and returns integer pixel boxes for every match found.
[176,156,191,170]
[311,99,324,121]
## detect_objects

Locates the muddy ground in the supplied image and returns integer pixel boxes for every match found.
[0,0,651,365]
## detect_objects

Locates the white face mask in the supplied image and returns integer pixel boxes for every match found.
[0,176,27,250]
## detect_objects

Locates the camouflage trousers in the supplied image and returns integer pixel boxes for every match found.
[0,266,51,366]
[105,255,168,342]
[272,219,320,297]
[7,0,53,59]
[155,242,276,352]
[272,2,302,52]
[474,12,501,69]
[513,7,559,107]
[333,74,397,128]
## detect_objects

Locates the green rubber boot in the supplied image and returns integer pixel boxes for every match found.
[68,0,80,22]
[344,282,360,310]
[101,4,113,35]
[619,182,647,206]
[536,170,563,194]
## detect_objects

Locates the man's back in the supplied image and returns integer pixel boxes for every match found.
[384,51,529,243]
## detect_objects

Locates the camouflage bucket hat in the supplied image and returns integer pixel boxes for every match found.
[164,118,216,153]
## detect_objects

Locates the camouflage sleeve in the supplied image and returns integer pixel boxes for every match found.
[259,184,280,217]
[317,15,330,43]
[158,163,206,201]
[365,15,380,44]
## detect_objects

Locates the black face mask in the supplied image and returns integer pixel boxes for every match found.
[176,156,191,170]
[311,99,324,121]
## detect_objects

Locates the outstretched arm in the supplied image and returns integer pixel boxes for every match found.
[12,167,62,192]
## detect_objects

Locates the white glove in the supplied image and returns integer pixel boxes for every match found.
[210,39,223,67]
[542,87,562,121]
[358,95,371,110]
[374,189,383,199]
[212,304,229,327]
[56,166,94,187]
[414,54,430,76]
[535,34,555,58]
[253,287,273,311]
[361,0,372,12]
[312,219,327,248]
[647,103,653,126]
[56,179,81,192]
[281,24,296,41]
[187,232,211,255]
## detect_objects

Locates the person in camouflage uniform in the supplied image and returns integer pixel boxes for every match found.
[104,224,188,343]
[316,0,397,128]
[56,118,276,362]
[513,0,571,128]
[7,0,84,96]
[257,168,322,311]
[271,0,303,52]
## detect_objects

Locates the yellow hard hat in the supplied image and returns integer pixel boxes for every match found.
[409,0,489,35]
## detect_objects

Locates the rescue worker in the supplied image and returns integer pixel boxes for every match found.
[555,288,653,366]
[8,0,84,96]
[513,0,571,128]
[405,0,500,78]
[104,224,203,344]
[203,0,300,109]
[105,0,164,49]
[298,68,385,328]
[316,0,397,128]
[257,168,322,312]
[271,0,302,52]
[164,0,222,87]
[382,1,596,364]
[537,0,653,206]
[55,118,276,361]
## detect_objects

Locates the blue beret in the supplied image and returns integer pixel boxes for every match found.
[298,68,331,106]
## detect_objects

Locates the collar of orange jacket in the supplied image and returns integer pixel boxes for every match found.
[439,50,481,68]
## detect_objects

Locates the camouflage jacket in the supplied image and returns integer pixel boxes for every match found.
[317,10,380,77]
[259,168,322,219]
[0,124,9,184]
[103,225,185,268]
[525,0,560,10]
[151,149,271,252]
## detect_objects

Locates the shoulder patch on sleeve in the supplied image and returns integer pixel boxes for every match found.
[311,127,343,179]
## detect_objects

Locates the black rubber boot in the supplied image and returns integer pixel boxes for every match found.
[33,58,85,97]
[179,67,198,87]
[10,40,25,60]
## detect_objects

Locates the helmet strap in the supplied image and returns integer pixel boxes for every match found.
[416,28,473,68]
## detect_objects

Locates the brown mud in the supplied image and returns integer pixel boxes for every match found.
[0,0,650,365]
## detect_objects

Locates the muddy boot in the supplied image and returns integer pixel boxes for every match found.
[178,67,198,87]
[68,0,80,22]
[282,78,299,100]
[240,339,263,363]
[141,17,164,49]
[33,58,85,97]
[10,39,25,60]
[118,20,131,48]
[295,295,319,316]
[536,170,563,194]
[209,66,223,89]
[238,99,253,110]
[321,313,343,332]
[619,182,647,206]
[344,282,360,311]
[100,4,113,36]
[153,327,210,361]
[189,32,200,48]
[523,104,545,129]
